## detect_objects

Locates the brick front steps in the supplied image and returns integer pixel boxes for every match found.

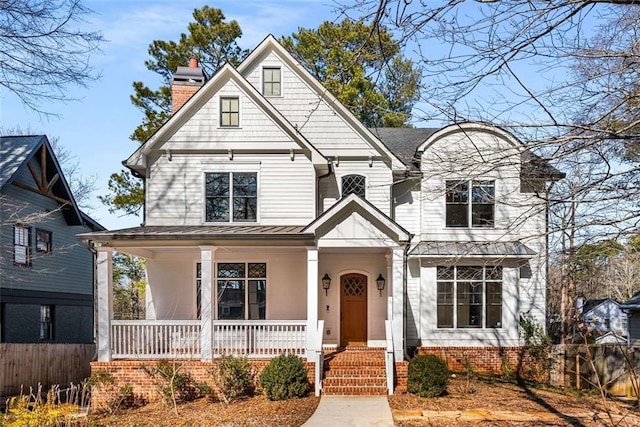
[322,347,388,396]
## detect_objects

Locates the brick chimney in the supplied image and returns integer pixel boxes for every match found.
[171,58,205,113]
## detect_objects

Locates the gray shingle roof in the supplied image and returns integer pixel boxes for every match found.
[0,135,46,189]
[621,291,640,309]
[409,241,536,257]
[370,128,437,170]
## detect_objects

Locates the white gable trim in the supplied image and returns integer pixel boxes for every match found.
[238,35,406,171]
[417,122,525,153]
[126,63,325,169]
[303,193,411,244]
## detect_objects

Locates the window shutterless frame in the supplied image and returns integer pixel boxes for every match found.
[13,224,31,266]
[36,229,52,253]
[215,261,267,320]
[445,180,495,228]
[262,67,281,97]
[204,172,258,223]
[219,96,240,127]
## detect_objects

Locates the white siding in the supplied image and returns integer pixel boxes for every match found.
[393,179,421,239]
[145,153,315,226]
[318,160,392,216]
[145,249,307,321]
[241,51,379,157]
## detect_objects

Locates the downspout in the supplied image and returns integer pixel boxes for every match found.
[316,159,334,216]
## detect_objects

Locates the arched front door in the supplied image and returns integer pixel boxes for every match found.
[340,273,367,346]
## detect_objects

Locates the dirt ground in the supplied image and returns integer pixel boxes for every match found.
[390,376,640,426]
[86,377,640,426]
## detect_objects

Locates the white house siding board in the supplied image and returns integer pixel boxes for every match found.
[241,51,379,156]
[145,249,307,321]
[318,253,388,346]
[419,263,522,347]
[318,161,393,216]
[0,166,94,296]
[145,153,315,226]
[393,180,421,238]
[167,81,297,149]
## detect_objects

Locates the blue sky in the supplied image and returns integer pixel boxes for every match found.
[1,0,342,230]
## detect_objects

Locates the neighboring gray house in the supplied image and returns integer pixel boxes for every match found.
[0,135,103,343]
[621,292,640,348]
[576,297,627,344]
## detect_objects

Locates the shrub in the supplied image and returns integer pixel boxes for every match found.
[88,371,141,414]
[210,355,255,404]
[407,354,449,398]
[259,354,309,401]
[143,360,210,409]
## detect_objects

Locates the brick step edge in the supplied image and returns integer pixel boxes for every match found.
[322,386,388,396]
[324,361,386,367]
[324,366,387,376]
[323,378,387,387]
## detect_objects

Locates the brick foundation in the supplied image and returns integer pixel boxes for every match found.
[417,346,542,378]
[90,359,315,410]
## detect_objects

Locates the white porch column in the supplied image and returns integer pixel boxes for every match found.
[306,247,319,356]
[391,247,405,360]
[96,248,113,362]
[200,247,215,361]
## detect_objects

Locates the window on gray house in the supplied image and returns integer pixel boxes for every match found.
[437,266,502,329]
[217,262,266,320]
[205,172,257,222]
[36,229,52,253]
[40,305,53,340]
[220,97,239,127]
[341,174,366,198]
[263,67,281,96]
[446,180,495,227]
[14,225,31,266]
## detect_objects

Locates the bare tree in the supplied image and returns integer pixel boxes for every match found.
[0,0,103,114]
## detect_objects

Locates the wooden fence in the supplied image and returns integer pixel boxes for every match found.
[551,344,640,398]
[0,343,95,396]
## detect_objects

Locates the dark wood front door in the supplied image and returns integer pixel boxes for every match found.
[340,273,367,346]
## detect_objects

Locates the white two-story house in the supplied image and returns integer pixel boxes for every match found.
[82,35,563,396]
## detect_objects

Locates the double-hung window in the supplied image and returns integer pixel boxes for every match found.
[446,180,495,227]
[40,305,53,340]
[220,97,239,127]
[217,262,266,320]
[262,67,281,96]
[14,225,31,266]
[437,266,502,329]
[36,229,52,253]
[205,172,257,222]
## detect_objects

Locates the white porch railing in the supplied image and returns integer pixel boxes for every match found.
[110,320,307,360]
[212,320,306,358]
[111,320,201,359]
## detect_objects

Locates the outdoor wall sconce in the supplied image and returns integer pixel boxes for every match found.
[376,274,386,296]
[322,273,331,296]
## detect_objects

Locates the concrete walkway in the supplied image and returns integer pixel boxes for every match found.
[302,396,394,427]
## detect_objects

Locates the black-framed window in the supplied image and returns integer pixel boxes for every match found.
[437,266,502,329]
[262,67,281,96]
[14,225,31,266]
[220,97,239,127]
[36,229,52,253]
[205,172,257,222]
[446,180,495,227]
[341,174,366,198]
[217,262,266,320]
[40,305,53,340]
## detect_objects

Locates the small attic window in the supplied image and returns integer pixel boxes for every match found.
[262,67,281,96]
[342,175,366,198]
[220,97,239,127]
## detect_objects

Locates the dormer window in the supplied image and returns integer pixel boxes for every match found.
[446,180,495,227]
[220,97,239,127]
[341,175,366,198]
[262,67,281,96]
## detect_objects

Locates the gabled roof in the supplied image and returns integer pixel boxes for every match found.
[126,63,325,173]
[303,193,411,244]
[237,35,407,171]
[582,298,620,314]
[1,135,104,230]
